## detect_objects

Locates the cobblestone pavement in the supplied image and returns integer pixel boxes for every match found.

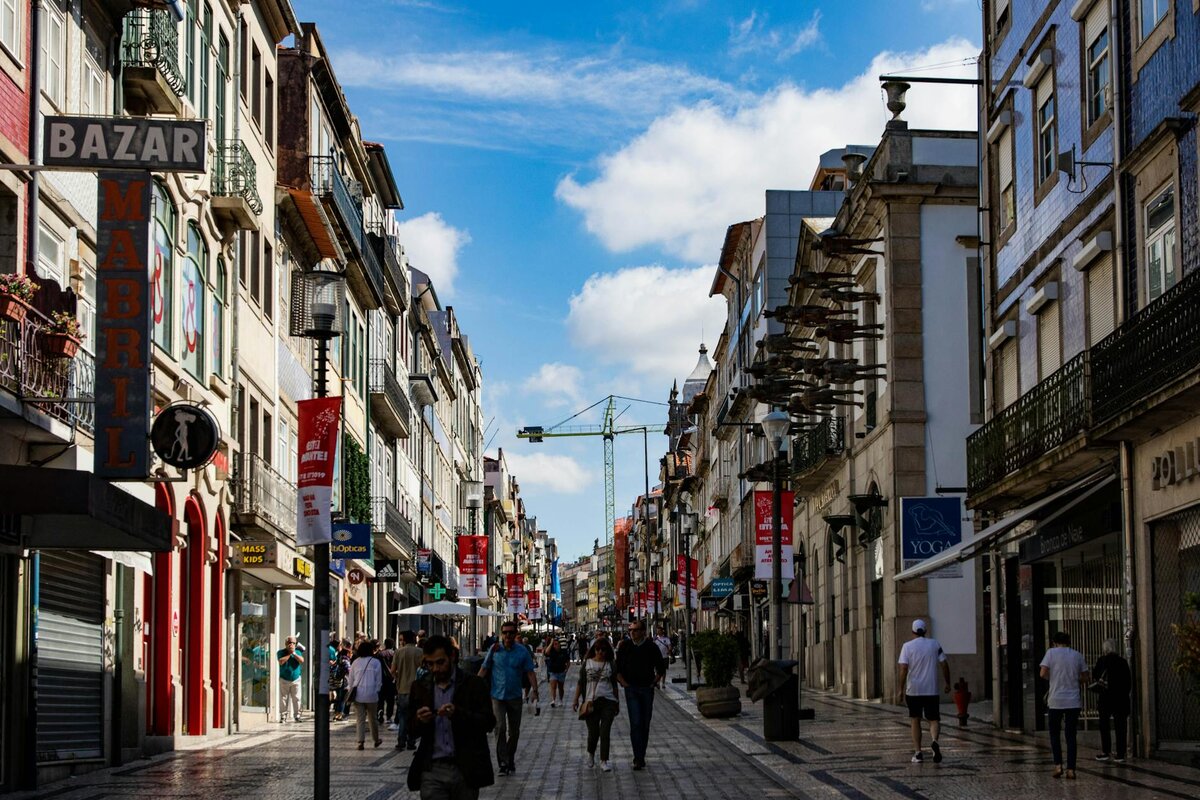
[12,665,1200,799]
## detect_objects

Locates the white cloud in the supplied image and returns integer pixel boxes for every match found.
[556,38,980,262]
[522,363,585,409]
[503,452,595,494]
[393,212,471,297]
[567,265,726,383]
[729,10,822,60]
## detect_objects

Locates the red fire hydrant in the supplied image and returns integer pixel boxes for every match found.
[953,678,971,727]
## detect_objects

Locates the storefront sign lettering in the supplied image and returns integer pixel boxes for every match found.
[234,541,274,567]
[293,558,313,580]
[1152,440,1200,490]
[44,117,206,172]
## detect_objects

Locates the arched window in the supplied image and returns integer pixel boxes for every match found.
[182,222,207,378]
[152,181,175,352]
[212,256,227,378]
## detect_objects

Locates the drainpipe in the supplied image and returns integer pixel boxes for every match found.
[1109,0,1127,325]
[26,1,42,279]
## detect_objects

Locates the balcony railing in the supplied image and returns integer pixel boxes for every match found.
[791,415,846,476]
[310,156,364,252]
[966,352,1091,495]
[1092,267,1200,425]
[358,230,387,306]
[120,8,185,96]
[232,453,296,537]
[0,307,94,433]
[214,140,263,214]
[372,232,408,313]
[372,496,416,555]
[369,358,412,438]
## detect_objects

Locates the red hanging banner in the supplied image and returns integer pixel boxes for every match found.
[505,573,525,615]
[296,397,342,546]
[456,535,489,600]
[754,490,794,581]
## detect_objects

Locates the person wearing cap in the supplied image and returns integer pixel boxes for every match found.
[897,619,950,764]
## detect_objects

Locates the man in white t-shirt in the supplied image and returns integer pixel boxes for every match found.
[897,619,951,764]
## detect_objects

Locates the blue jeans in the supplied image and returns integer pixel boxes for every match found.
[624,686,655,763]
[394,693,410,746]
[1048,708,1081,769]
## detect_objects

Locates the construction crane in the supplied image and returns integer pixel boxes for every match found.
[518,396,666,616]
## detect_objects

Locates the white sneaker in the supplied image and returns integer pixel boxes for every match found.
[601,761,612,772]
[587,754,595,768]
[387,723,399,731]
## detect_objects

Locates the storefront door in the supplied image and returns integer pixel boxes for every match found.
[239,578,272,716]
[1151,509,1200,745]
[295,603,311,711]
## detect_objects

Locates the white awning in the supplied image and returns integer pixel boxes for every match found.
[91,550,155,575]
[894,471,1116,582]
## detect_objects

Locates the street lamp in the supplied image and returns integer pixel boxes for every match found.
[462,479,485,653]
[680,490,696,688]
[294,265,346,800]
[760,408,790,662]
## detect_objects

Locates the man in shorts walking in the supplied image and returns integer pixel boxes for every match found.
[897,618,950,764]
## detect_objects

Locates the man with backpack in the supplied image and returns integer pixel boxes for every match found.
[478,621,538,776]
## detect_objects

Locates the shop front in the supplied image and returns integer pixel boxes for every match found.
[1135,416,1200,759]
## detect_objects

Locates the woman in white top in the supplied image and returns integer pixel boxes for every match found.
[348,640,385,749]
[572,637,620,771]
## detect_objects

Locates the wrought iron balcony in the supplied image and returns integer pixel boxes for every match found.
[1092,267,1200,427]
[232,453,296,539]
[371,231,408,315]
[0,306,94,434]
[310,156,384,309]
[120,8,185,114]
[966,353,1091,496]
[369,358,412,439]
[212,140,263,230]
[791,415,846,492]
[372,496,416,557]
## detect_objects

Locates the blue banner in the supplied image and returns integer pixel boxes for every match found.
[900,497,963,571]
[330,523,373,561]
[711,577,735,598]
[329,558,346,577]
[550,558,560,597]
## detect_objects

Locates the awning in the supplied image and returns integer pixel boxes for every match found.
[894,471,1117,582]
[0,466,174,551]
[281,188,342,265]
[91,550,155,574]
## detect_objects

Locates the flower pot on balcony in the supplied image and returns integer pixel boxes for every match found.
[41,332,80,359]
[0,292,30,325]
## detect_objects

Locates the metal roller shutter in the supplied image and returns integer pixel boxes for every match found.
[37,551,105,762]
[1038,302,1062,378]
[1087,253,1116,345]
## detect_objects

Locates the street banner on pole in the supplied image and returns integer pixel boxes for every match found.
[674,555,698,607]
[634,591,646,618]
[505,573,525,614]
[296,397,341,546]
[456,535,488,599]
[647,581,662,614]
[754,489,794,581]
[417,549,432,575]
[527,590,542,620]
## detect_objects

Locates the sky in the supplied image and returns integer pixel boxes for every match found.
[290,0,983,564]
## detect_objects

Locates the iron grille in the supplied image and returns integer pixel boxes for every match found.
[121,8,185,96]
[214,140,264,214]
[1153,508,1200,742]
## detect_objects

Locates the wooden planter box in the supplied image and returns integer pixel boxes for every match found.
[0,292,30,325]
[42,332,80,359]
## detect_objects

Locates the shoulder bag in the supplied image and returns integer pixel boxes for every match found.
[578,664,602,720]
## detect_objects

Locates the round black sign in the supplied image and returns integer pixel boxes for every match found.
[151,403,220,470]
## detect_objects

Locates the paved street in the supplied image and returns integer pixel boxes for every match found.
[13,667,1200,799]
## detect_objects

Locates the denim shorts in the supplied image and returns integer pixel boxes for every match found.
[548,671,567,683]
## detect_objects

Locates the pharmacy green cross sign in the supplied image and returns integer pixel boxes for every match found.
[428,583,447,600]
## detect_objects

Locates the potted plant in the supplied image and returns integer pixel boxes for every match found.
[0,274,37,324]
[40,310,84,359]
[690,629,742,718]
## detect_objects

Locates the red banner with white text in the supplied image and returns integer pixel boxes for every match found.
[505,573,525,615]
[754,490,794,581]
[296,397,342,547]
[674,555,699,608]
[456,535,489,600]
[527,590,542,620]
[647,581,662,615]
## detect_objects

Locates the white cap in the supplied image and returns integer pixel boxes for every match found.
[912,619,927,633]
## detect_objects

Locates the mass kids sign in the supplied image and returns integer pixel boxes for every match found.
[41,116,207,479]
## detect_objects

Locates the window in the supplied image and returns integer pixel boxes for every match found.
[995,339,1019,409]
[212,257,226,377]
[992,0,1010,37]
[263,410,273,467]
[263,239,273,320]
[1036,301,1061,379]
[1086,253,1116,346]
[277,418,289,482]
[1085,9,1110,126]
[199,3,212,119]
[1141,0,1169,40]
[153,182,175,351]
[238,19,247,99]
[81,52,105,115]
[37,223,64,286]
[251,45,261,126]
[79,264,96,351]
[39,2,64,108]
[1145,185,1177,302]
[184,0,197,105]
[1,0,19,57]
[996,127,1015,232]
[264,74,275,149]
[1035,78,1057,186]
[182,223,207,378]
[249,229,261,306]
[216,33,230,143]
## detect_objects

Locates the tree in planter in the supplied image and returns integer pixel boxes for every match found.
[1173,592,1200,697]
[690,629,742,718]
[343,438,372,524]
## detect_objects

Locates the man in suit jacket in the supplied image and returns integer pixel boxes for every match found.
[407,635,496,798]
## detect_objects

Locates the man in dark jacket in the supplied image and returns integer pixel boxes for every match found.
[615,620,666,770]
[407,635,496,798]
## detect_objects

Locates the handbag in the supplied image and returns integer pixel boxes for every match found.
[578,663,601,720]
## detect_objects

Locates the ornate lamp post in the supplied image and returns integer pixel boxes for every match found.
[760,409,791,661]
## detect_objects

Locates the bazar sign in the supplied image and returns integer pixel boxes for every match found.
[44,116,206,172]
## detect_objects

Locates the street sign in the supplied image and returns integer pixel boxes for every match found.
[711,577,735,597]
[416,549,432,574]
[374,559,399,582]
[347,567,366,586]
[750,580,768,599]
[150,403,220,470]
[44,116,206,172]
[701,596,719,611]
[331,523,373,561]
[429,583,447,600]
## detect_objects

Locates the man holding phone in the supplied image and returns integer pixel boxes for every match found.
[277,635,305,723]
[407,635,495,799]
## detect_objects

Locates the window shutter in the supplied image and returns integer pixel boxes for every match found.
[997,128,1014,189]
[1085,2,1107,47]
[1036,74,1053,108]
[1038,302,1062,378]
[998,341,1019,408]
[1087,252,1116,345]
[995,0,1010,22]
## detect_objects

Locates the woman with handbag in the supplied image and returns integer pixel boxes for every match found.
[572,637,619,772]
[347,640,384,750]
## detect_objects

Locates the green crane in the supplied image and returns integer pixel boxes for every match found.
[517,395,666,617]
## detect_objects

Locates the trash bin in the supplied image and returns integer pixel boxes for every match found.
[761,659,799,741]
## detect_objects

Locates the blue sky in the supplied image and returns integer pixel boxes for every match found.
[291,0,982,563]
